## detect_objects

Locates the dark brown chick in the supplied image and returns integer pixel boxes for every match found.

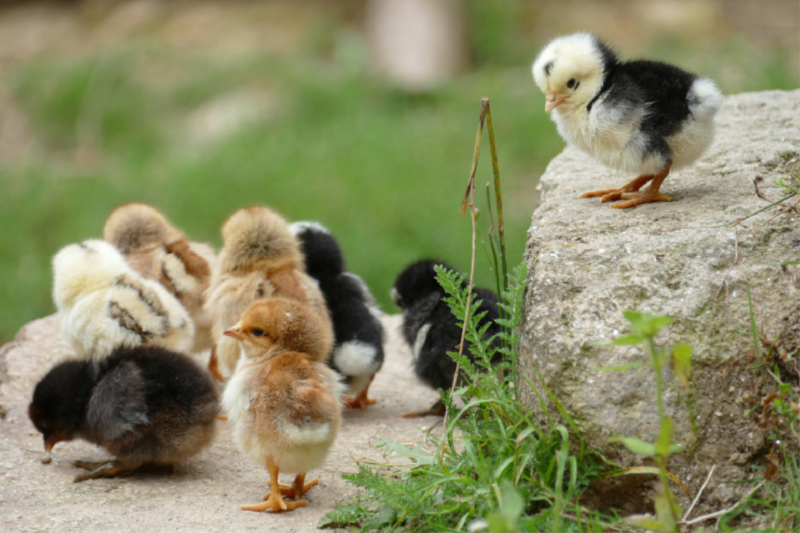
[29,345,219,483]
[222,298,342,513]
[104,203,217,352]
[205,206,332,380]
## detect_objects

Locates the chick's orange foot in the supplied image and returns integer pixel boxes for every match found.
[72,459,139,482]
[242,492,307,513]
[610,191,673,209]
[580,164,672,209]
[343,384,377,410]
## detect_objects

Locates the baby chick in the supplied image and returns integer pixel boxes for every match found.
[291,221,385,409]
[104,203,218,352]
[53,240,194,362]
[532,33,723,208]
[391,260,501,418]
[29,345,219,483]
[205,206,332,380]
[222,298,342,512]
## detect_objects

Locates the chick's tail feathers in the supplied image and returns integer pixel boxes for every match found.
[688,78,723,121]
[219,207,303,274]
[104,203,182,254]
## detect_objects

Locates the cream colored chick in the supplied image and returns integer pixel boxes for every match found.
[222,298,342,513]
[52,239,194,362]
[204,206,332,380]
[104,203,217,352]
[532,33,723,208]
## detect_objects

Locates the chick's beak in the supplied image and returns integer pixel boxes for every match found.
[545,90,566,114]
[223,323,245,341]
[44,435,57,451]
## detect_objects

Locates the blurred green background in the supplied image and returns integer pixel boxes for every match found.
[0,0,797,344]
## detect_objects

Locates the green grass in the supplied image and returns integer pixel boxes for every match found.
[0,49,561,343]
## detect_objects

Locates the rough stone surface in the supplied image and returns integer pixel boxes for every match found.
[519,90,800,503]
[0,314,439,532]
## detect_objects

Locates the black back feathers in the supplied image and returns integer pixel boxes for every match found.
[292,222,385,383]
[391,260,501,393]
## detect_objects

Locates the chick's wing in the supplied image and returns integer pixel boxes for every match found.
[86,360,149,442]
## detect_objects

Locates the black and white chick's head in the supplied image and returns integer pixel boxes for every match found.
[390,260,455,311]
[289,222,345,279]
[532,33,615,114]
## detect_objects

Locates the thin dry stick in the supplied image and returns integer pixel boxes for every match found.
[440,99,488,455]
[680,464,716,521]
[682,480,765,526]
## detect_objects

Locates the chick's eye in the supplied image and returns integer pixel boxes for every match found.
[251,329,265,337]
[567,79,577,89]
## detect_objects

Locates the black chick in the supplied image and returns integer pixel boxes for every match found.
[290,222,385,409]
[29,345,219,482]
[391,260,500,417]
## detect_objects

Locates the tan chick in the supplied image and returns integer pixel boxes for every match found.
[104,203,217,352]
[222,298,342,512]
[205,206,331,380]
[52,239,194,362]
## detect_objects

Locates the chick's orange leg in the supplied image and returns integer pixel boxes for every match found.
[243,457,306,512]
[265,473,318,499]
[207,346,225,382]
[343,375,377,409]
[611,164,673,209]
[579,173,655,201]
[72,459,140,483]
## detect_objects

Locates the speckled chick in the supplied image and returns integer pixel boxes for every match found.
[52,240,194,362]
[29,345,219,482]
[532,33,723,208]
[204,207,332,380]
[391,260,501,417]
[104,203,218,352]
[291,222,385,409]
[222,298,342,513]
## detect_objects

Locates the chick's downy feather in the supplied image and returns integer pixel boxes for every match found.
[205,207,332,379]
[532,33,723,208]
[52,240,194,361]
[104,203,217,352]
[290,222,385,407]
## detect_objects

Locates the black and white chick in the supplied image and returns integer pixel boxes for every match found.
[532,33,723,209]
[29,345,219,483]
[290,222,385,410]
[391,260,500,418]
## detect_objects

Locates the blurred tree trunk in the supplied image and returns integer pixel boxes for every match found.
[367,0,467,92]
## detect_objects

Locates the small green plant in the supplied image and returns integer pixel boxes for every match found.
[319,264,605,532]
[602,310,692,533]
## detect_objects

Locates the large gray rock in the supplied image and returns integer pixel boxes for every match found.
[519,90,800,503]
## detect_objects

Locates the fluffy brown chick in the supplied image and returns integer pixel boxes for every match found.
[104,203,218,352]
[222,298,342,513]
[205,206,332,380]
